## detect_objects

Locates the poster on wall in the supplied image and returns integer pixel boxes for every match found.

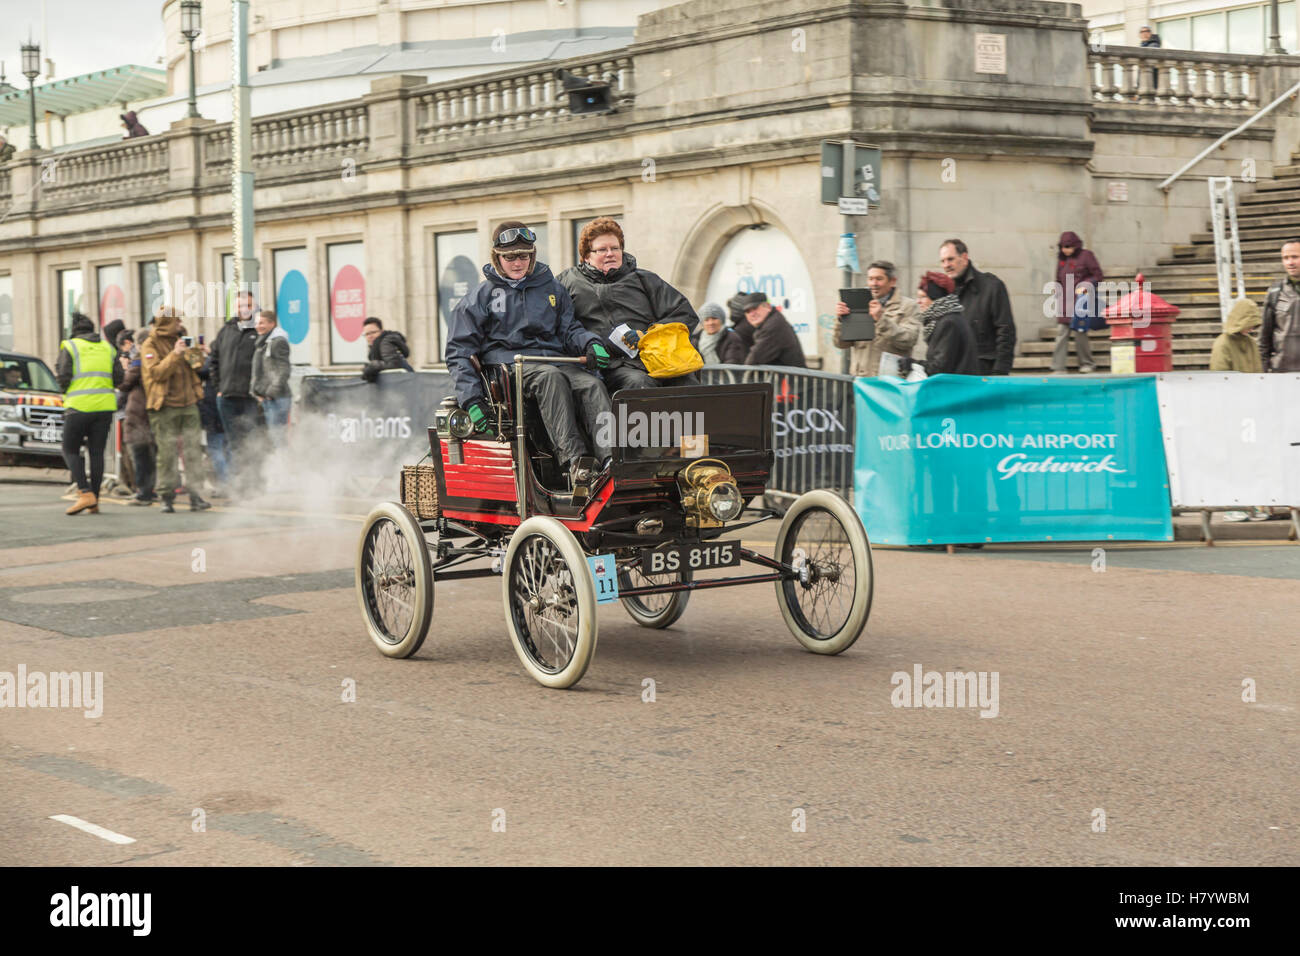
[273,247,312,365]
[0,275,13,350]
[703,226,819,359]
[138,261,168,323]
[328,241,367,365]
[58,269,85,338]
[96,264,126,329]
[435,231,479,360]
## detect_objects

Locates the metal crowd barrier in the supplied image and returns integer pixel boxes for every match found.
[697,363,857,499]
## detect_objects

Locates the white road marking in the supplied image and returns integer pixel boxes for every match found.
[49,814,137,845]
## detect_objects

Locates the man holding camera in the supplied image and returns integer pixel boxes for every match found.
[140,307,212,513]
[445,220,613,489]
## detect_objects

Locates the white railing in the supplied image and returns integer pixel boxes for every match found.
[414,55,635,143]
[204,103,369,173]
[41,137,170,200]
[1090,47,1261,111]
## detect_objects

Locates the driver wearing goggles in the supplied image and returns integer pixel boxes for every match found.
[445,220,614,489]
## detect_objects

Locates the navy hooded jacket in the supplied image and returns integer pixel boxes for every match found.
[445,261,600,406]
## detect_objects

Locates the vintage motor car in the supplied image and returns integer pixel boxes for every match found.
[0,351,66,463]
[354,355,874,689]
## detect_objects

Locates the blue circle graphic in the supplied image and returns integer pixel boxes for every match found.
[277,270,310,345]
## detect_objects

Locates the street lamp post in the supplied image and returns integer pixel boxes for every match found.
[1267,0,1285,54]
[181,0,203,119]
[21,40,40,150]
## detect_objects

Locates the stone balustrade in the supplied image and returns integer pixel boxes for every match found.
[413,55,636,143]
[41,137,171,202]
[1090,46,1262,111]
[0,166,10,207]
[203,103,370,175]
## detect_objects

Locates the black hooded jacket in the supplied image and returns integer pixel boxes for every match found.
[204,319,260,397]
[362,330,413,381]
[557,253,698,368]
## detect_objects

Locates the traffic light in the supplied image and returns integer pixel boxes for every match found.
[556,69,613,115]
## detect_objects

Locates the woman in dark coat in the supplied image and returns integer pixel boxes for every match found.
[1052,230,1104,373]
[116,328,157,504]
[915,271,978,376]
[557,217,700,389]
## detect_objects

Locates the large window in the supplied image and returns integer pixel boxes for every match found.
[138,260,168,323]
[272,247,311,364]
[57,268,85,338]
[1158,2,1295,53]
[327,241,367,365]
[96,264,126,329]
[435,230,478,361]
[0,274,13,350]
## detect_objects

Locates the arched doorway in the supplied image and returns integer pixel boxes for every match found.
[702,224,818,359]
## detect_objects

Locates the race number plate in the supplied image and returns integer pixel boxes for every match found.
[587,553,620,604]
[641,542,739,575]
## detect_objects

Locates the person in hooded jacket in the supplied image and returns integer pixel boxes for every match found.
[1210,298,1263,372]
[1051,231,1105,373]
[120,111,150,138]
[56,313,124,514]
[116,327,158,505]
[915,272,979,376]
[140,307,212,513]
[360,317,413,381]
[446,220,613,489]
[557,217,699,390]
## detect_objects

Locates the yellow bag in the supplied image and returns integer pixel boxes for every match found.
[637,322,703,379]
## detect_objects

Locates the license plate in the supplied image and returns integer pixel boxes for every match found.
[36,427,61,443]
[641,542,739,574]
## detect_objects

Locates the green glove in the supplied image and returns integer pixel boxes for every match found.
[587,342,611,369]
[466,400,489,432]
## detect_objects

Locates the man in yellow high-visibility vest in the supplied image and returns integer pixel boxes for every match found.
[56,313,124,514]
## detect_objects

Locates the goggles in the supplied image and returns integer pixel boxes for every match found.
[493,226,538,248]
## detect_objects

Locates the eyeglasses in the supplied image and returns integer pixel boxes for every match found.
[500,252,532,263]
[592,245,621,255]
[494,226,538,248]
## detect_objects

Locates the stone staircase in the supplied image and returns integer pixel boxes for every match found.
[1015,163,1296,372]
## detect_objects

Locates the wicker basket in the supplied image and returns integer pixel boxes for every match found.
[400,464,439,519]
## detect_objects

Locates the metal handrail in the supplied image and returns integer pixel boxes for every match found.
[1159,77,1300,191]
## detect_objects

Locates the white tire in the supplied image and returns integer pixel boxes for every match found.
[502,516,599,688]
[356,502,435,658]
[774,489,873,655]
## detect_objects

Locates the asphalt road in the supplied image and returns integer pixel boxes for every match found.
[1,482,1296,865]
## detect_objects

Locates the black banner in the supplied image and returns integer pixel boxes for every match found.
[295,370,455,476]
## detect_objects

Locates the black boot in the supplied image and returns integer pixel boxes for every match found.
[160,493,175,514]
[189,492,212,512]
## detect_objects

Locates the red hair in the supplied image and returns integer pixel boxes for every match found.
[578,217,625,260]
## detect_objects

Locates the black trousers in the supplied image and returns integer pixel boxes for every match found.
[519,363,612,465]
[129,440,157,499]
[61,409,113,495]
[604,363,699,391]
[978,358,1009,376]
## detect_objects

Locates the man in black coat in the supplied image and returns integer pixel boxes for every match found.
[735,292,806,368]
[203,291,261,488]
[940,238,1017,375]
[360,316,414,381]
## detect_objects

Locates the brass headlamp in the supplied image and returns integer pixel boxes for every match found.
[676,458,743,529]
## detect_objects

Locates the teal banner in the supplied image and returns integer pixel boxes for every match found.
[854,375,1173,545]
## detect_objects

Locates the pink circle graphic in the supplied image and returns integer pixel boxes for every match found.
[100,285,126,326]
[331,264,367,342]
